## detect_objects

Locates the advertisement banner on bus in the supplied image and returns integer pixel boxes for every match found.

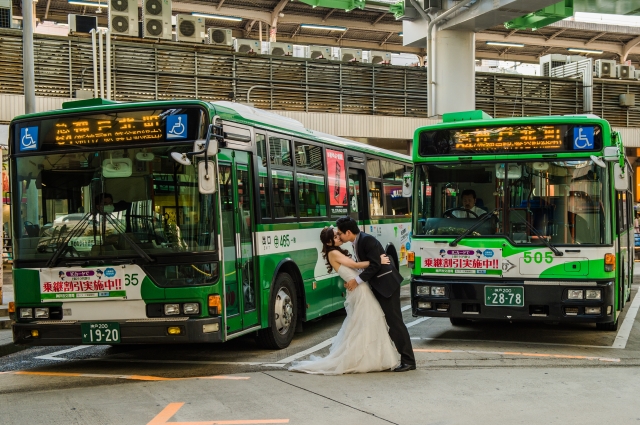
[326,149,347,215]
[421,247,502,276]
[39,265,146,302]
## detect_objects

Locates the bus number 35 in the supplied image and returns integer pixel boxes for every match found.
[125,273,139,286]
[523,251,553,264]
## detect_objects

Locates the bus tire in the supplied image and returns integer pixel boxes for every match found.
[449,317,469,326]
[596,320,618,331]
[257,273,298,349]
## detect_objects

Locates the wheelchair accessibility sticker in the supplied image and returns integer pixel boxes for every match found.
[20,126,39,151]
[573,126,594,150]
[166,114,187,140]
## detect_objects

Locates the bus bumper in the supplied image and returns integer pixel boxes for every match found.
[411,277,616,323]
[12,317,223,345]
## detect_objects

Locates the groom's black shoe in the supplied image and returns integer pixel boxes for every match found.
[393,363,416,372]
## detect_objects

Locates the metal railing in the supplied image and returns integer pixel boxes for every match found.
[1,29,640,125]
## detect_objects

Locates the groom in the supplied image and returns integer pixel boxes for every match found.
[336,216,416,372]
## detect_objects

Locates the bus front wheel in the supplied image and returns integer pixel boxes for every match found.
[596,319,618,331]
[257,273,298,349]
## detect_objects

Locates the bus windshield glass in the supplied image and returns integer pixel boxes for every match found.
[13,145,218,263]
[413,159,611,246]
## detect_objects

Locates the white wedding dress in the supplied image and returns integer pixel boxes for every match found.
[289,265,401,375]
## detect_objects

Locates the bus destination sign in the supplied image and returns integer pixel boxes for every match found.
[14,107,204,153]
[54,115,163,146]
[418,124,602,156]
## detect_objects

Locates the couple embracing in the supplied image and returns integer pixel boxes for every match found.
[289,216,416,375]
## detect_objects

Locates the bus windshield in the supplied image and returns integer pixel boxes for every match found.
[413,159,611,245]
[13,144,218,263]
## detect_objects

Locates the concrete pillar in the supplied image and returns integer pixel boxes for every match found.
[433,29,475,116]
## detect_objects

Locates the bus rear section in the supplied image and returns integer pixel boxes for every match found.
[408,112,633,330]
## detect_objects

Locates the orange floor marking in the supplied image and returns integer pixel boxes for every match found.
[5,371,251,381]
[414,348,620,362]
[148,402,289,425]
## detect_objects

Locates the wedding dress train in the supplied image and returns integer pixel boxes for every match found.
[289,265,400,375]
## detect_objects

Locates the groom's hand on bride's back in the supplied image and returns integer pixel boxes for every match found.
[344,279,358,291]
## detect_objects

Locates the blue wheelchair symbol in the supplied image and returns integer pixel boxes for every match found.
[20,127,39,151]
[573,127,594,150]
[166,114,187,140]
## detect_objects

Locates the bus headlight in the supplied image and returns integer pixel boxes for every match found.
[431,286,445,296]
[183,303,200,315]
[34,308,49,319]
[416,286,430,295]
[568,290,583,300]
[20,308,33,319]
[164,304,180,315]
[585,289,602,300]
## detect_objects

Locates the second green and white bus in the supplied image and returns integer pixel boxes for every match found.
[9,98,412,348]
[408,110,633,330]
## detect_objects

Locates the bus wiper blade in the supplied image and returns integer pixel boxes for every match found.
[511,210,563,257]
[450,209,499,247]
[103,213,154,263]
[46,213,93,268]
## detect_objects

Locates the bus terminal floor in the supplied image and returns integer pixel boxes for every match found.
[2,271,640,423]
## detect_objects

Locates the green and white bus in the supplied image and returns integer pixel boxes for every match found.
[9,98,412,348]
[408,110,633,330]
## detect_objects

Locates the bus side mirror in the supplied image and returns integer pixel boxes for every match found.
[402,172,413,198]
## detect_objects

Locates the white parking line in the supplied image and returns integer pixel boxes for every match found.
[410,337,612,349]
[612,290,640,349]
[34,346,92,361]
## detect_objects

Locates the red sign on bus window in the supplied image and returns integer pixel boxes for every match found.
[326,149,347,215]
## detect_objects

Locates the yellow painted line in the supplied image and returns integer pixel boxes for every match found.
[148,402,289,425]
[414,348,620,362]
[5,371,250,381]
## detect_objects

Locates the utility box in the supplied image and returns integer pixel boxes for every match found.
[620,93,635,107]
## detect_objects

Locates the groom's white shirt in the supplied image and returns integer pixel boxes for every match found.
[353,233,364,285]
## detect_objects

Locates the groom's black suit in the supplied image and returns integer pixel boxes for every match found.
[355,232,416,366]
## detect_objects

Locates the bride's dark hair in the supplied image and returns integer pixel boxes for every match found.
[320,227,351,273]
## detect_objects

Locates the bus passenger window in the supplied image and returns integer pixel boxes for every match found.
[256,134,270,219]
[269,137,292,166]
[272,170,295,218]
[368,181,383,217]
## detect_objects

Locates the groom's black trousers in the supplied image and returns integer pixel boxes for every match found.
[371,285,416,366]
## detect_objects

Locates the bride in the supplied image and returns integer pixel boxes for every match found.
[289,226,401,375]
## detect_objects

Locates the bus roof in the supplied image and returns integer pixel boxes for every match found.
[11,99,411,163]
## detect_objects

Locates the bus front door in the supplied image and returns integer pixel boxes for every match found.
[219,152,259,336]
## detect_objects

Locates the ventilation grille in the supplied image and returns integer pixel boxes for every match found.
[111,0,128,12]
[0,8,9,29]
[111,15,129,33]
[146,19,163,36]
[145,0,162,15]
[179,19,195,37]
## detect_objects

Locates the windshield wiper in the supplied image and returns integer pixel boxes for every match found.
[449,208,499,247]
[510,210,563,256]
[46,213,93,267]
[102,213,154,263]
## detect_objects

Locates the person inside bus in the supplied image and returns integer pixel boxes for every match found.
[452,189,486,218]
[94,192,130,215]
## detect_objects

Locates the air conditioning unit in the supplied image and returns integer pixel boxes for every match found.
[0,0,12,29]
[175,14,204,43]
[109,0,138,37]
[306,45,332,60]
[208,28,233,46]
[539,54,567,77]
[370,51,391,65]
[594,59,616,78]
[142,0,171,40]
[617,64,635,79]
[635,70,640,80]
[234,38,260,53]
[68,14,98,34]
[341,48,362,62]
[565,55,586,63]
[269,42,293,56]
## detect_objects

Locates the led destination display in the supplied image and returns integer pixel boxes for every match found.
[418,124,602,156]
[14,107,205,153]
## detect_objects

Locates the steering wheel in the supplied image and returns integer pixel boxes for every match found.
[443,207,479,219]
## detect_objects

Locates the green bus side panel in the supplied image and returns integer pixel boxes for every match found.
[140,276,166,300]
[13,268,42,305]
